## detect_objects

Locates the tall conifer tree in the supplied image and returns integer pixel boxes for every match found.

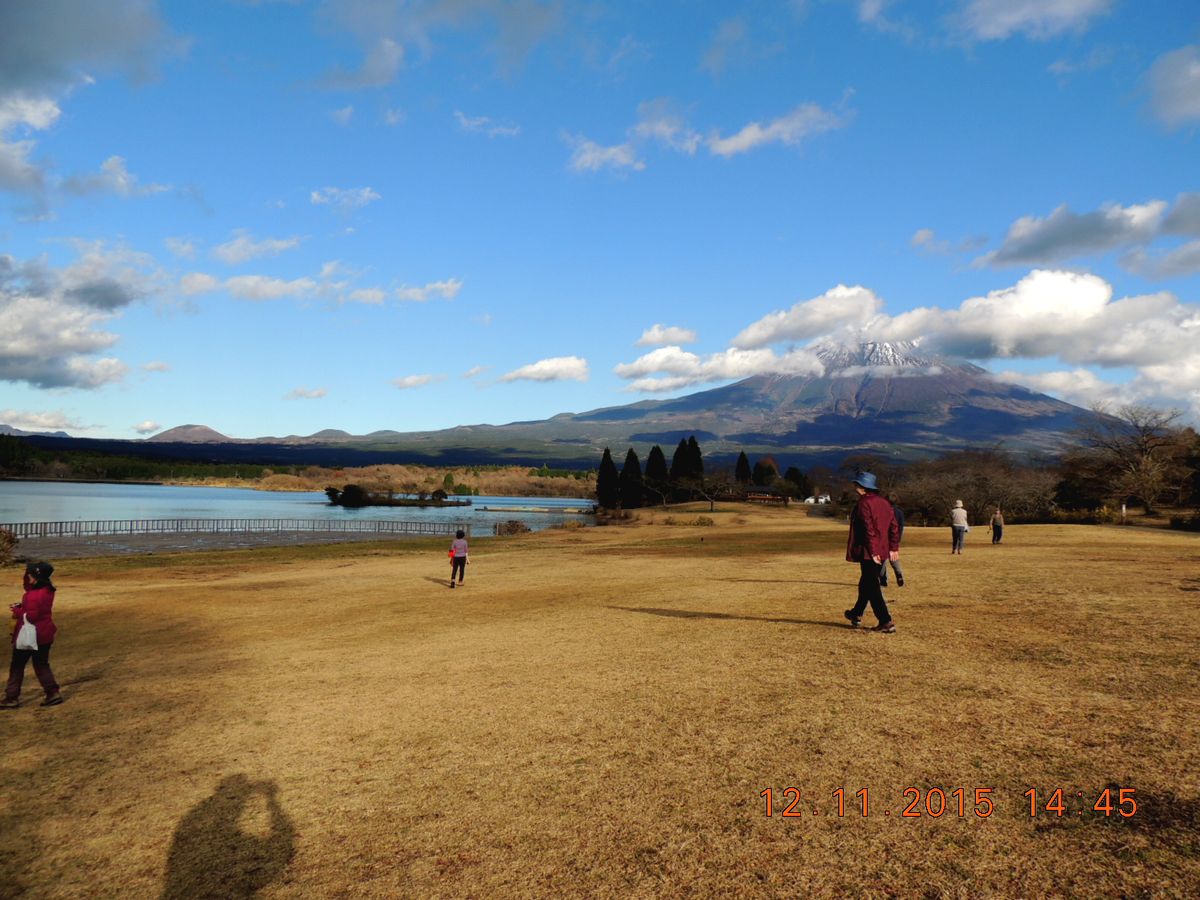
[643,445,669,505]
[735,451,752,484]
[597,448,620,509]
[619,448,644,509]
[686,435,704,480]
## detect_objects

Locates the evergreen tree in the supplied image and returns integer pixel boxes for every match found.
[686,435,704,480]
[596,448,620,509]
[752,455,778,486]
[735,451,752,484]
[784,466,813,498]
[643,445,670,505]
[668,438,689,483]
[619,448,644,509]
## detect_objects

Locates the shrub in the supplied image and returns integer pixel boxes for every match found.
[662,516,714,527]
[0,528,18,567]
[1169,513,1200,532]
[493,520,531,536]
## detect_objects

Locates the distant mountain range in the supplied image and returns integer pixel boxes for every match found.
[0,424,72,439]
[17,340,1095,470]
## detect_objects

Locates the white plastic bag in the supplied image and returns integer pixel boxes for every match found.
[15,614,37,651]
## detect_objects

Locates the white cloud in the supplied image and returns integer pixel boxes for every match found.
[63,155,169,197]
[632,99,701,154]
[981,200,1168,267]
[141,360,170,373]
[392,374,442,389]
[911,228,951,254]
[733,285,884,348]
[346,287,387,304]
[383,107,404,126]
[977,194,1200,274]
[701,18,749,76]
[331,105,354,126]
[225,275,318,301]
[455,110,520,138]
[637,324,698,346]
[323,38,403,89]
[1147,45,1200,129]
[882,270,1200,370]
[565,134,644,173]
[0,409,84,433]
[179,272,220,295]
[164,237,196,259]
[133,419,160,435]
[0,1,168,94]
[616,345,824,392]
[286,387,328,400]
[1121,240,1200,280]
[463,365,488,379]
[213,231,304,265]
[0,93,60,194]
[310,186,381,209]
[318,0,560,82]
[955,0,1112,41]
[394,278,462,302]
[500,356,589,383]
[994,368,1128,409]
[707,102,849,157]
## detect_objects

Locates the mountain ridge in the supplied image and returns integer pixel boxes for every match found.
[138,342,1097,464]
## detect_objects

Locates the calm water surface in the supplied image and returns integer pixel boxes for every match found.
[0,481,594,532]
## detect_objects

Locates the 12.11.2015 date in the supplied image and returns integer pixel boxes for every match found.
[760,787,1138,819]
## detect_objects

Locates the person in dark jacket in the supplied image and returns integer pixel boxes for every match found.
[2,561,62,708]
[879,492,906,589]
[843,473,900,633]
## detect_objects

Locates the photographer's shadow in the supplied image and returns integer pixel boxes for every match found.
[162,774,295,899]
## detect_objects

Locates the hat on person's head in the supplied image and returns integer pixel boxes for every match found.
[853,471,878,491]
[953,499,963,508]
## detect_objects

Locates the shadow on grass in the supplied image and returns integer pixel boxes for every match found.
[716,578,857,587]
[609,605,849,630]
[162,775,296,900]
[422,576,455,588]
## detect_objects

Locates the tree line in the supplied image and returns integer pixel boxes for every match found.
[593,406,1200,529]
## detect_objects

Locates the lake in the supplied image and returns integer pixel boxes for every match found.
[0,481,595,533]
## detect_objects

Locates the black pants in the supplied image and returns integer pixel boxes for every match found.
[5,644,59,702]
[992,525,1003,544]
[851,560,892,625]
[450,557,466,583]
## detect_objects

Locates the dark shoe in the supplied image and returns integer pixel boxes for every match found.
[844,609,862,628]
[449,583,455,589]
[0,698,18,709]
[871,621,896,634]
[897,577,905,587]
[40,694,63,707]
[879,577,888,587]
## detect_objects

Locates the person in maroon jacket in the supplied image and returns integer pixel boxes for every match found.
[2,561,62,708]
[843,472,901,634]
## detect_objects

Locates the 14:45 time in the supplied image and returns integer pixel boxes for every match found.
[1025,787,1137,817]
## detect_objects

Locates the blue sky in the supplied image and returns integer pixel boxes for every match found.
[1,0,1198,439]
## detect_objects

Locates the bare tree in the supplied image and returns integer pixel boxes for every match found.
[1076,404,1186,514]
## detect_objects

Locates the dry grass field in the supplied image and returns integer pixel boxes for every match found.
[2,506,1198,898]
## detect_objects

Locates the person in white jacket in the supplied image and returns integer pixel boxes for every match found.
[950,500,969,554]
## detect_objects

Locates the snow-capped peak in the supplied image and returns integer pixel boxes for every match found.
[811,340,939,371]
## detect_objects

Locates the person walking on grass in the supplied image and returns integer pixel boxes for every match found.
[2,561,62,709]
[844,473,901,634]
[879,492,906,590]
[950,499,969,555]
[990,507,1004,545]
[448,529,469,588]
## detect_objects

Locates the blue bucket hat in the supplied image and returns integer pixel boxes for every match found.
[853,471,878,491]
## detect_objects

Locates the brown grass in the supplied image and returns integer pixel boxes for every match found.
[2,507,1198,898]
